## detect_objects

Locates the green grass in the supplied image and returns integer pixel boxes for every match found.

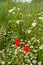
[0,1,43,65]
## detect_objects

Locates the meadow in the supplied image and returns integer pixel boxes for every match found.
[0,1,43,65]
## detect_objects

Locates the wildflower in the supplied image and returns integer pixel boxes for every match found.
[32,60,37,64]
[32,22,37,27]
[15,39,21,47]
[17,8,20,10]
[11,44,14,47]
[38,13,41,15]
[19,13,22,15]
[30,45,33,48]
[27,30,31,33]
[0,60,5,65]
[28,14,31,16]
[9,9,14,13]
[12,12,15,14]
[16,20,20,24]
[13,7,16,10]
[39,44,43,50]
[8,62,12,65]
[38,61,41,65]
[30,63,33,65]
[14,49,18,55]
[33,49,38,53]
[8,20,12,22]
[39,17,43,20]
[23,45,30,53]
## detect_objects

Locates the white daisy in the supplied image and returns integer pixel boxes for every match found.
[11,44,15,47]
[8,20,12,22]
[28,59,30,62]
[28,41,31,43]
[30,45,33,48]
[9,9,14,13]
[16,20,20,24]
[38,13,41,15]
[33,49,38,53]
[0,50,2,53]
[27,30,31,33]
[19,13,22,15]
[14,49,18,55]
[0,61,5,65]
[32,22,37,27]
[39,17,43,20]
[31,37,35,40]
[17,8,20,10]
[13,7,16,9]
[32,60,37,64]
[30,63,33,65]
[38,61,41,65]
[39,44,43,50]
[26,64,28,65]
[12,12,15,14]
[28,14,32,17]
[8,62,12,65]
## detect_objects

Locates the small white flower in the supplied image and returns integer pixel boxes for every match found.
[8,62,12,64]
[30,57,33,60]
[0,50,2,53]
[28,59,30,62]
[0,49,5,53]
[19,49,22,52]
[27,30,31,33]
[19,13,22,15]
[38,13,41,15]
[30,52,33,56]
[17,8,20,10]
[30,63,33,65]
[12,12,15,14]
[26,64,28,65]
[8,20,12,22]
[31,37,35,40]
[32,60,37,64]
[35,46,38,48]
[25,40,27,42]
[14,49,18,55]
[39,17,43,20]
[28,14,32,17]
[32,22,37,27]
[0,61,5,65]
[30,45,33,48]
[11,44,14,47]
[16,20,20,24]
[34,20,36,22]
[37,39,40,43]
[39,44,43,50]
[23,63,25,65]
[9,9,14,13]
[33,49,38,52]
[20,39,23,41]
[13,7,16,9]
[28,41,30,43]
[34,56,37,59]
[38,61,41,65]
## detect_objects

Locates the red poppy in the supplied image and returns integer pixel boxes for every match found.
[23,45,30,53]
[15,39,20,47]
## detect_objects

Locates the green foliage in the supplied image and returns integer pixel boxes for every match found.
[0,0,7,2]
[0,1,43,65]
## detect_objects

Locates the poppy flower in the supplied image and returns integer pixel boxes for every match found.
[15,39,20,47]
[23,45,30,53]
